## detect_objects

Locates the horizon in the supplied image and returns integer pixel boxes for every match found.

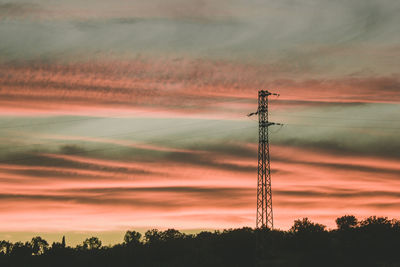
[1,214,396,247]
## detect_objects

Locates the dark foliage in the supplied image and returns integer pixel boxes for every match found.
[1,216,400,267]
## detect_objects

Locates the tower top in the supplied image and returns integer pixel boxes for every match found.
[258,90,279,97]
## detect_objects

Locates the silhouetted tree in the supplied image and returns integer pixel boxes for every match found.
[123,230,141,246]
[392,219,400,230]
[360,216,392,229]
[144,229,162,245]
[9,242,32,257]
[61,236,66,248]
[291,217,326,233]
[160,229,185,241]
[289,217,330,266]
[82,237,102,250]
[336,215,358,230]
[0,240,12,255]
[31,236,49,255]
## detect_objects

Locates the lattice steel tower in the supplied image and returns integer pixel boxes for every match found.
[248,90,281,229]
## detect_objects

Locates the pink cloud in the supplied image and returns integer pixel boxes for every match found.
[1,60,399,117]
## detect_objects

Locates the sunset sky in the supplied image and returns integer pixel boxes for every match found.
[0,0,399,245]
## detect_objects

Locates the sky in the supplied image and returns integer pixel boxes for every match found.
[0,0,399,245]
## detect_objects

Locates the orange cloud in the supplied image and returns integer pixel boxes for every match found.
[0,139,399,232]
[1,60,399,117]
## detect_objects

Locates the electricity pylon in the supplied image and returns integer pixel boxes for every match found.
[248,90,281,229]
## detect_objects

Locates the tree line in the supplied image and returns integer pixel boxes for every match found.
[1,215,400,267]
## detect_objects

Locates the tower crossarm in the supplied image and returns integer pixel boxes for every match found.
[260,122,283,127]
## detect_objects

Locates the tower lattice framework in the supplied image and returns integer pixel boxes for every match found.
[256,90,279,229]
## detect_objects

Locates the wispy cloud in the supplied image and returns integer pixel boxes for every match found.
[1,60,399,118]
